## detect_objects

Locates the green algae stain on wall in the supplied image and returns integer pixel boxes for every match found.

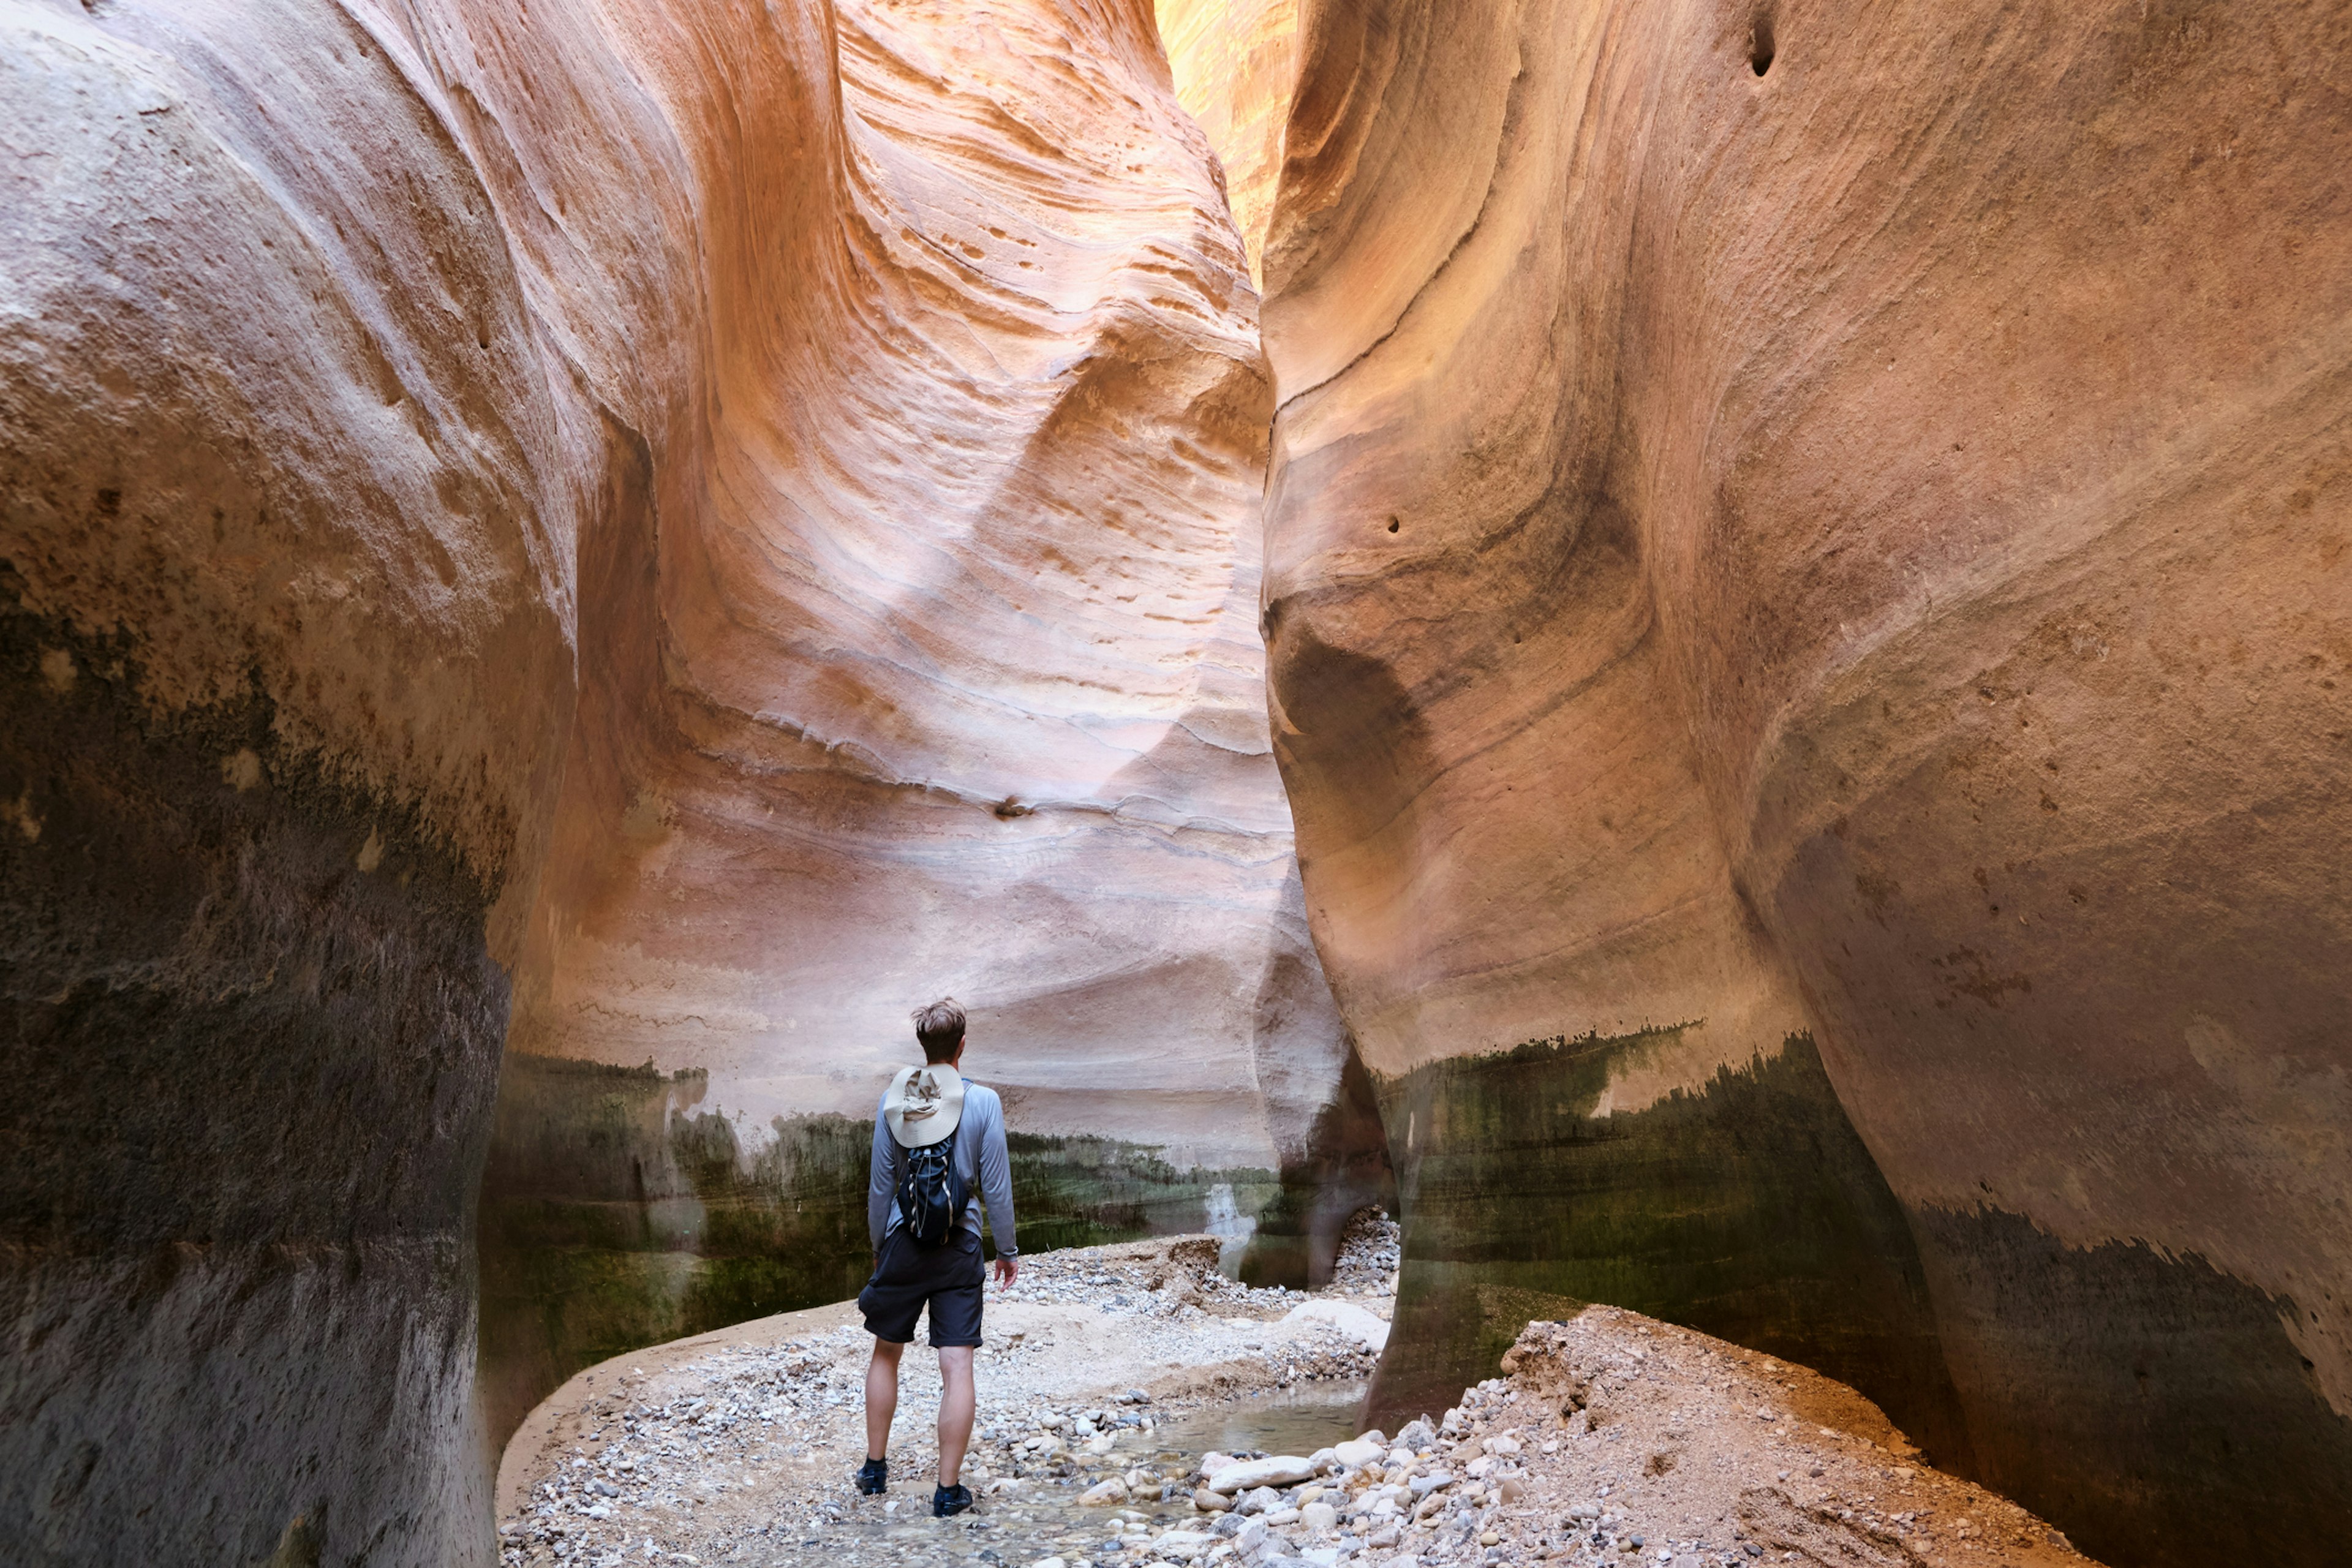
[1365,1027,1971,1471]
[1006,1131,1276,1258]
[475,1057,1276,1450]
[474,1056,876,1450]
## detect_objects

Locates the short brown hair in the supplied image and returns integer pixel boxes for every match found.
[911,998,966,1063]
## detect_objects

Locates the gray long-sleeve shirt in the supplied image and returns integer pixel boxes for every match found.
[867,1078,1017,1256]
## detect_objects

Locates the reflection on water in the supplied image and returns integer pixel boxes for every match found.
[1150,1379,1370,1459]
[1204,1182,1257,1276]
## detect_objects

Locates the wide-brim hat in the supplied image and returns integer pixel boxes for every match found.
[883,1063,965,1148]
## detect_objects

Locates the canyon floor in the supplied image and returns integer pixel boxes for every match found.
[498,1223,2101,1568]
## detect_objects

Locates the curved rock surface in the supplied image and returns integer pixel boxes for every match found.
[1254,2,2352,1564]
[4,0,1346,1561]
[503,0,1329,1171]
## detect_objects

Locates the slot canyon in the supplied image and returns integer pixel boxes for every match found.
[1,0,2345,1565]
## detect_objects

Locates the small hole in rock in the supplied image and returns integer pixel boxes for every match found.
[1749,10,1776,75]
[1386,518,1400,533]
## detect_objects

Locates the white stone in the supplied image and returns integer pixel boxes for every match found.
[1332,1439,1386,1470]
[1207,1455,1317,1493]
[1301,1502,1338,1533]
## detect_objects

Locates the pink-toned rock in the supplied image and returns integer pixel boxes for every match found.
[502,0,1341,1179]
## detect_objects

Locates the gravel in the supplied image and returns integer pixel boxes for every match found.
[497,1234,1388,1568]
[497,1231,2096,1568]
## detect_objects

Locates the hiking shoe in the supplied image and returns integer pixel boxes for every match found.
[931,1483,973,1517]
[854,1458,888,1495]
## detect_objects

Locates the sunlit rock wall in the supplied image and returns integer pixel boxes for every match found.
[1256,2,2352,1564]
[1154,0,1300,283]
[476,0,1350,1445]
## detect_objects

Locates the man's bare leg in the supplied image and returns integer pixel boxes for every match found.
[864,1338,904,1464]
[937,1346,976,1487]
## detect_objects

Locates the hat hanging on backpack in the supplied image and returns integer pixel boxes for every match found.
[883,1063,965,1148]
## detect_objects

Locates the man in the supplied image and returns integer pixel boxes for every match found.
[856,998,1017,1517]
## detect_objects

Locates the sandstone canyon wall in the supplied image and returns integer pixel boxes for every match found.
[2,3,586,1561]
[1251,2,2352,1565]
[2,0,1352,1561]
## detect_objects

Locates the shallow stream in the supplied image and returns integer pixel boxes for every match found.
[799,1381,1371,1567]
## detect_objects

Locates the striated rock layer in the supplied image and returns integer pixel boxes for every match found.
[4,0,1349,1561]
[1253,2,2352,1564]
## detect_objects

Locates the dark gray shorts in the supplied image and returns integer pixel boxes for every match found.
[858,1227,985,1347]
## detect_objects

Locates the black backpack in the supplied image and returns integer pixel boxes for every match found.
[895,1133,968,1248]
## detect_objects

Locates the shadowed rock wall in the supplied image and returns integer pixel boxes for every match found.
[1,2,586,1561]
[1252,1,2352,1562]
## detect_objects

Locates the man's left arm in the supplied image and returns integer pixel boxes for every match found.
[974,1095,1018,1286]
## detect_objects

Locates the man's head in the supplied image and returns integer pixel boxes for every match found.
[911,998,966,1065]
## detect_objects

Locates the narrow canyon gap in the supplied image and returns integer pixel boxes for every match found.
[469,0,1368,1453]
[5,0,2350,1565]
